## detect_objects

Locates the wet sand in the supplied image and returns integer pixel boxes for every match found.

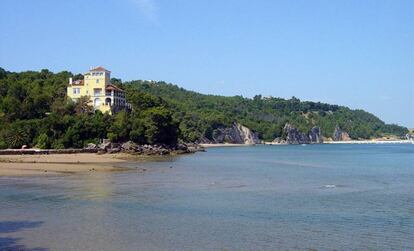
[0,153,131,176]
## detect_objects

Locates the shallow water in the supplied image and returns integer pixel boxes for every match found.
[0,144,413,250]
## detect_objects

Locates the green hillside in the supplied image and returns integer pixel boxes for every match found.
[125,80,408,142]
[0,68,178,149]
[0,68,408,149]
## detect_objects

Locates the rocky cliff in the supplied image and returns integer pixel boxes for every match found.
[200,123,261,144]
[199,122,324,145]
[333,126,351,141]
[283,124,323,144]
[236,123,261,144]
[309,126,323,143]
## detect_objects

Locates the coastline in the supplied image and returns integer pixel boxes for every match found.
[1,140,411,176]
[199,139,412,147]
[323,139,412,144]
[0,153,134,176]
[264,139,412,145]
[199,143,255,148]
[0,144,202,177]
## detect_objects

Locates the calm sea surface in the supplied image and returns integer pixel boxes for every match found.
[0,144,413,251]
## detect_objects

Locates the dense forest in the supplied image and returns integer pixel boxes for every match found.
[126,80,408,142]
[0,68,408,149]
[0,68,178,149]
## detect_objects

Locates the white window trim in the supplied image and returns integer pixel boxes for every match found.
[94,88,102,96]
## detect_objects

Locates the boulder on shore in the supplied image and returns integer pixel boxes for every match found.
[84,139,200,155]
[98,141,112,151]
[85,143,97,149]
[121,141,141,153]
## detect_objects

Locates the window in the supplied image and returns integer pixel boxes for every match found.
[73,88,80,95]
[92,72,103,76]
[94,98,101,108]
[96,79,99,84]
[94,88,102,96]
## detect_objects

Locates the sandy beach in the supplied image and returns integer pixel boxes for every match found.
[0,153,132,176]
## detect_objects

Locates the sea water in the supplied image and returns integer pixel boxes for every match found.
[0,144,413,250]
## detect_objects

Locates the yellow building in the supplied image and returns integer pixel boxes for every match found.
[67,67,129,114]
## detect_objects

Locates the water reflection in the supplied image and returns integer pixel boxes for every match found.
[77,173,115,201]
[0,221,47,251]
[0,145,413,250]
[0,221,43,233]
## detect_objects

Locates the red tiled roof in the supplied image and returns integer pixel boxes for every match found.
[72,80,84,85]
[105,84,124,92]
[90,66,110,72]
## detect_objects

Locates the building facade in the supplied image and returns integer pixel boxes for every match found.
[67,67,130,114]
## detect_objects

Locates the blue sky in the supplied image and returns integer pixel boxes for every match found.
[1,0,413,127]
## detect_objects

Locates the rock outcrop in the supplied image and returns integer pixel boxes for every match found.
[85,143,97,149]
[236,123,261,144]
[332,126,351,141]
[0,142,202,156]
[284,124,310,144]
[94,140,201,155]
[272,137,286,144]
[121,141,140,153]
[309,126,323,143]
[202,123,261,144]
[283,124,323,144]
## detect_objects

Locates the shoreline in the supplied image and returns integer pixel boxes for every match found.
[323,139,412,144]
[1,141,411,176]
[199,143,255,148]
[264,139,412,145]
[0,153,136,177]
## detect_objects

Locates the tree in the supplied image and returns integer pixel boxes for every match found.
[107,111,130,142]
[0,120,37,149]
[0,67,408,149]
[141,107,179,145]
[127,90,163,110]
[129,117,146,144]
[74,96,94,115]
[35,133,50,149]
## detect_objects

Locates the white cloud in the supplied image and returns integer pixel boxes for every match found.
[129,0,158,22]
